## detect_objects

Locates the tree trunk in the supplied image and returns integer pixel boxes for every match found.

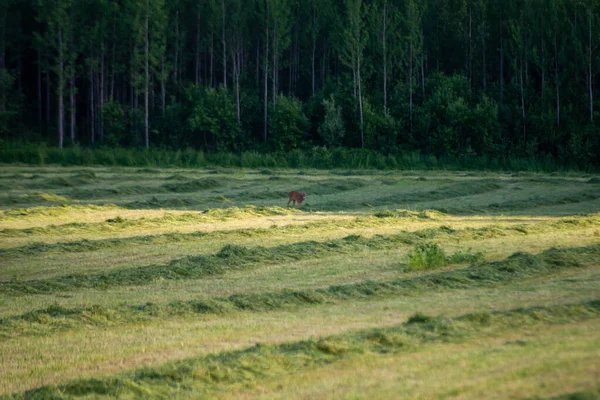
[235,50,240,123]
[263,18,269,142]
[500,28,504,103]
[541,37,545,100]
[382,0,387,115]
[46,53,50,126]
[256,39,260,86]
[58,28,64,149]
[210,32,214,88]
[111,23,116,99]
[288,45,292,95]
[195,8,200,84]
[90,56,95,144]
[37,49,42,124]
[409,40,413,126]
[468,4,472,88]
[482,24,486,91]
[161,56,166,115]
[70,76,75,142]
[0,7,5,114]
[311,39,316,97]
[589,10,593,122]
[222,0,226,88]
[144,1,149,149]
[421,53,426,98]
[554,34,560,126]
[358,53,364,149]
[272,23,277,106]
[520,57,526,142]
[100,42,104,142]
[175,10,179,83]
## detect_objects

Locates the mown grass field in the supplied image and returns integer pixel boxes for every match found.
[0,165,599,399]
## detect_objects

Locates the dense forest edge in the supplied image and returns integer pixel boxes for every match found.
[1,145,597,172]
[0,0,599,168]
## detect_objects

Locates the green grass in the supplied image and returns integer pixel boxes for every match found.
[3,218,598,295]
[0,165,598,398]
[1,243,597,339]
[7,299,600,399]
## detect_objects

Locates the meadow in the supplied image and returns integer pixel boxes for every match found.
[0,165,599,399]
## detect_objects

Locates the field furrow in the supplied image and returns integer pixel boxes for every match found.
[0,166,598,398]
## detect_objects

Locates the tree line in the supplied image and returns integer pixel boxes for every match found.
[0,0,598,164]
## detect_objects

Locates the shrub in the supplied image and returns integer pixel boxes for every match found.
[268,95,309,152]
[407,243,447,271]
[102,100,126,146]
[189,87,242,151]
[448,248,484,264]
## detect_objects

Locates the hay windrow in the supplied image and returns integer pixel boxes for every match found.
[7,299,600,399]
[0,205,298,239]
[0,193,72,206]
[0,204,124,220]
[1,244,598,339]
[437,191,600,214]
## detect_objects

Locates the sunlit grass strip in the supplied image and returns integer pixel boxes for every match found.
[1,211,597,261]
[0,204,124,220]
[2,216,599,296]
[7,299,600,399]
[0,205,298,238]
[438,191,600,215]
[0,210,429,256]
[1,244,597,339]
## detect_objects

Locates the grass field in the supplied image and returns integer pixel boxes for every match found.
[0,165,599,399]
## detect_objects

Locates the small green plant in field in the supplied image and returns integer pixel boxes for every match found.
[407,243,447,271]
[406,312,433,324]
[448,248,484,264]
[407,244,485,271]
[106,216,125,224]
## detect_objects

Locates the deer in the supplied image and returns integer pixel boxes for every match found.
[287,191,306,207]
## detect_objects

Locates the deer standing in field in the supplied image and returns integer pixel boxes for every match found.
[288,191,306,207]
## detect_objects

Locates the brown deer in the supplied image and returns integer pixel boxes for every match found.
[287,191,306,207]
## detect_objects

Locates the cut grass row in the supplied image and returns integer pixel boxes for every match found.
[437,191,600,215]
[1,243,597,339]
[0,209,438,256]
[3,265,598,396]
[7,298,599,399]
[1,209,596,259]
[2,175,370,206]
[0,205,298,240]
[2,214,599,295]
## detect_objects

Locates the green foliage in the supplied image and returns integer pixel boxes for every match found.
[447,248,485,264]
[101,100,126,146]
[318,95,345,147]
[268,96,309,152]
[414,74,502,157]
[407,243,447,271]
[189,87,242,151]
[407,243,485,271]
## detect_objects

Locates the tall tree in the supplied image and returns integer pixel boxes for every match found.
[405,0,424,129]
[340,0,367,147]
[37,0,73,148]
[269,0,292,106]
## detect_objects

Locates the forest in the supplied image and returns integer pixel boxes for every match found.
[0,0,599,165]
